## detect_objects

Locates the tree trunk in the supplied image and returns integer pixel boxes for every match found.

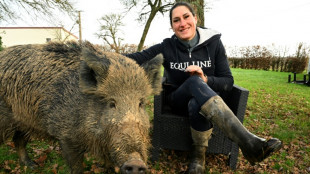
[137,9,157,51]
[307,58,310,74]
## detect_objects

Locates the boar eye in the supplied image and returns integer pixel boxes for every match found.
[139,99,144,108]
[109,100,116,108]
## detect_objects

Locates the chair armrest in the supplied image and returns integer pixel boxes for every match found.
[154,76,169,115]
[222,84,249,123]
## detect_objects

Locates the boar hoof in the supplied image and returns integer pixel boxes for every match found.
[121,159,147,174]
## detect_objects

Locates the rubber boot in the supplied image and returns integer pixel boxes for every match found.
[199,96,282,165]
[188,128,213,174]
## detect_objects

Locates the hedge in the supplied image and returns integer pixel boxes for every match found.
[229,57,309,73]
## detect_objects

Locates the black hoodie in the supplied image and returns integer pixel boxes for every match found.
[125,27,234,92]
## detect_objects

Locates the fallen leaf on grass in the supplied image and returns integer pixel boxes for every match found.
[34,154,47,167]
[51,164,58,174]
[4,160,12,170]
[114,166,120,173]
[91,164,104,173]
[6,142,15,148]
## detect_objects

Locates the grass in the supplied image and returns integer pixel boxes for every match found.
[232,69,310,138]
[1,68,309,173]
[230,69,310,173]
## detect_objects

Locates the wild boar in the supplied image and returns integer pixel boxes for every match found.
[0,41,163,173]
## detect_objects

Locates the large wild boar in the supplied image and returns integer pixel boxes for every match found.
[0,41,163,173]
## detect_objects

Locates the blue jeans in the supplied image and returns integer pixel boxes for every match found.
[167,76,217,131]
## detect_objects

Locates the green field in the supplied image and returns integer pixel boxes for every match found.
[1,68,309,173]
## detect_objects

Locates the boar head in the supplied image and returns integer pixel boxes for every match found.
[79,47,162,173]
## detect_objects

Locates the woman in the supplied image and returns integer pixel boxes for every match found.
[126,2,282,173]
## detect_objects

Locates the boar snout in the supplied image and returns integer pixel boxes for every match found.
[121,159,147,174]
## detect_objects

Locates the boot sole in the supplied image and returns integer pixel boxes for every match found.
[249,138,282,165]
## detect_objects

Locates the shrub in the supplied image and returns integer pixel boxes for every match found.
[0,36,3,51]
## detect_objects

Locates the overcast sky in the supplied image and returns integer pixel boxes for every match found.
[2,0,310,55]
[78,0,310,55]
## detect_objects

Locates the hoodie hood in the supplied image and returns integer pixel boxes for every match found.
[196,27,221,46]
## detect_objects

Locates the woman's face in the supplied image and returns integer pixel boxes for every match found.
[171,5,197,41]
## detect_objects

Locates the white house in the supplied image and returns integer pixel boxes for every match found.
[0,27,79,48]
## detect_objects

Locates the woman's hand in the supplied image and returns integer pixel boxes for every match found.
[185,65,207,83]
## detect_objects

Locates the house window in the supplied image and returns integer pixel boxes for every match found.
[46,38,51,42]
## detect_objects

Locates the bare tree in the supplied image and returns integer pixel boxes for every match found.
[96,13,125,53]
[0,0,75,22]
[239,45,272,58]
[294,42,310,73]
[270,44,289,58]
[54,24,77,42]
[295,42,310,59]
[120,0,174,51]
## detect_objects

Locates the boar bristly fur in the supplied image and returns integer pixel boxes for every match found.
[0,41,163,174]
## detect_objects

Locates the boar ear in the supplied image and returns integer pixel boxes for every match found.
[79,47,110,93]
[141,54,163,95]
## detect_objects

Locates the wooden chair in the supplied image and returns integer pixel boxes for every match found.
[151,77,249,169]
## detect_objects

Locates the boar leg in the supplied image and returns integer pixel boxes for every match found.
[59,140,84,174]
[0,98,14,144]
[12,131,38,168]
[0,115,12,145]
[0,116,11,145]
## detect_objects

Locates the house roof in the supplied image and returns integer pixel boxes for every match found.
[0,27,79,39]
